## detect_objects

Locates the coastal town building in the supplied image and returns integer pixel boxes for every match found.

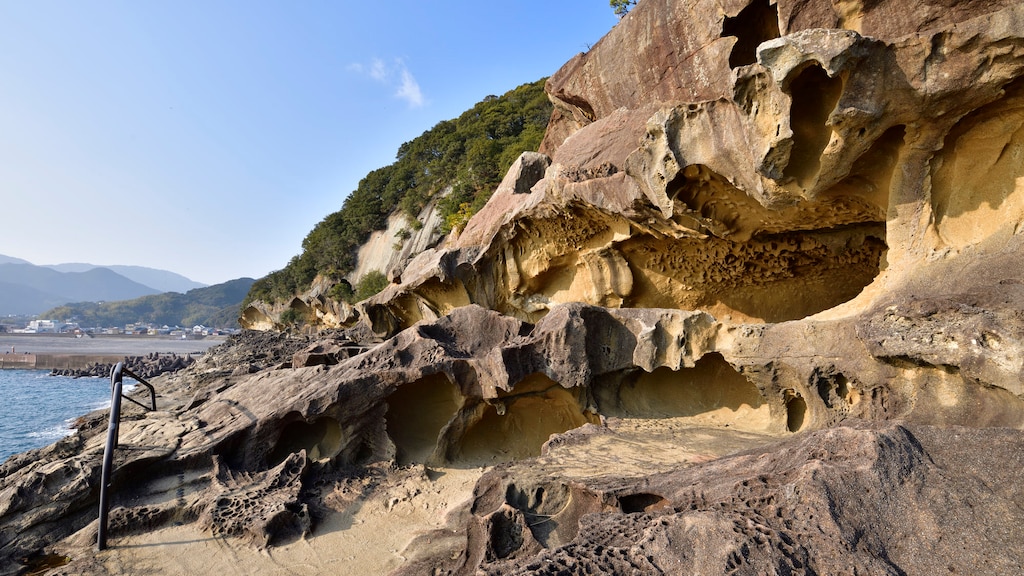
[11,319,66,333]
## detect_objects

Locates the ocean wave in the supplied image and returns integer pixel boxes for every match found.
[26,423,73,443]
[83,400,112,413]
[0,370,116,461]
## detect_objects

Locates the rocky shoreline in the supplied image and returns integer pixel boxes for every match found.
[4,0,1024,574]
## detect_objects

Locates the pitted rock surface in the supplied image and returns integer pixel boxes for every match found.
[4,0,1024,574]
[199,452,310,547]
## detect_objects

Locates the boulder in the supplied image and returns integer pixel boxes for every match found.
[5,0,1024,574]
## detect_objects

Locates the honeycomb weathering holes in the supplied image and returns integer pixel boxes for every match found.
[656,160,887,323]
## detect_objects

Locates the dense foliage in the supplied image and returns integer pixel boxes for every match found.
[352,270,389,302]
[244,78,552,307]
[610,0,637,17]
[43,278,255,329]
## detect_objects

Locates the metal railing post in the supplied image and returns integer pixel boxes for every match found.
[97,362,155,551]
[97,363,123,550]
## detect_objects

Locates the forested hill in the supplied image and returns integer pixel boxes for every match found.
[42,277,255,329]
[244,78,552,308]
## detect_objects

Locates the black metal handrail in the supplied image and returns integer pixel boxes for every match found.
[97,362,156,551]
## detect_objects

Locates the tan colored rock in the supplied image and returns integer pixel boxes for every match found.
[241,275,357,332]
[349,190,448,284]
[542,0,1023,156]
[341,3,1024,335]
[8,0,1024,574]
[407,422,1024,575]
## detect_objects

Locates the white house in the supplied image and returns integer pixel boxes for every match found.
[25,319,62,333]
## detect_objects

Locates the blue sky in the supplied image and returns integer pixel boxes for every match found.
[0,1,619,285]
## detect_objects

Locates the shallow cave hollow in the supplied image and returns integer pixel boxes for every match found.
[654,161,888,323]
[452,373,599,466]
[267,412,344,466]
[786,390,808,432]
[597,353,773,431]
[783,64,845,189]
[930,78,1024,248]
[386,373,463,466]
[722,0,781,68]
[619,492,672,514]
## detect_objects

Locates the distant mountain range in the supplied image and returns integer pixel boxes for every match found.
[0,255,30,265]
[0,254,209,316]
[41,278,255,329]
[44,263,205,294]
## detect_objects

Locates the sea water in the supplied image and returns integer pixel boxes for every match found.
[0,370,118,462]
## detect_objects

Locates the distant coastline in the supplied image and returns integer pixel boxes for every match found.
[0,333,222,370]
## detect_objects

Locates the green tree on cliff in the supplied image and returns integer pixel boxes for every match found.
[352,270,389,302]
[610,0,637,17]
[244,78,552,308]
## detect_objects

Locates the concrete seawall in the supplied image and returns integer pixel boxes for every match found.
[0,334,222,371]
[1,353,128,371]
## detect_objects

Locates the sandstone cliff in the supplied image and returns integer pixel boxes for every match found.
[349,190,449,285]
[5,0,1024,574]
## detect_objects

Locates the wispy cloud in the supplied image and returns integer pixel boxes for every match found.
[395,67,424,108]
[350,57,426,109]
[370,58,388,82]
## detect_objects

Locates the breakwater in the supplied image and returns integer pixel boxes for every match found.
[49,352,196,378]
[0,334,222,372]
[1,352,127,371]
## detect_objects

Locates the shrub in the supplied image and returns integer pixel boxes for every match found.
[329,281,354,303]
[353,271,389,302]
[279,307,307,327]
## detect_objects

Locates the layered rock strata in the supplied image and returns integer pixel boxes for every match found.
[5,0,1024,574]
[323,0,1024,338]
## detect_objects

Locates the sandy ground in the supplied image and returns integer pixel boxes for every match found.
[81,466,482,576]
[51,415,781,576]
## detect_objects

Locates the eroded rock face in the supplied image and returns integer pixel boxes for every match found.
[349,190,449,284]
[542,0,1024,157]
[241,275,357,332]
[7,0,1024,574]
[199,452,311,547]
[331,0,1024,333]
[416,422,1024,575]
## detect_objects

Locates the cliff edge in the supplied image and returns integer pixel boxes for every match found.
[5,0,1024,574]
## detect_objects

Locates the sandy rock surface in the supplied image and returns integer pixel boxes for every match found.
[6,0,1024,574]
